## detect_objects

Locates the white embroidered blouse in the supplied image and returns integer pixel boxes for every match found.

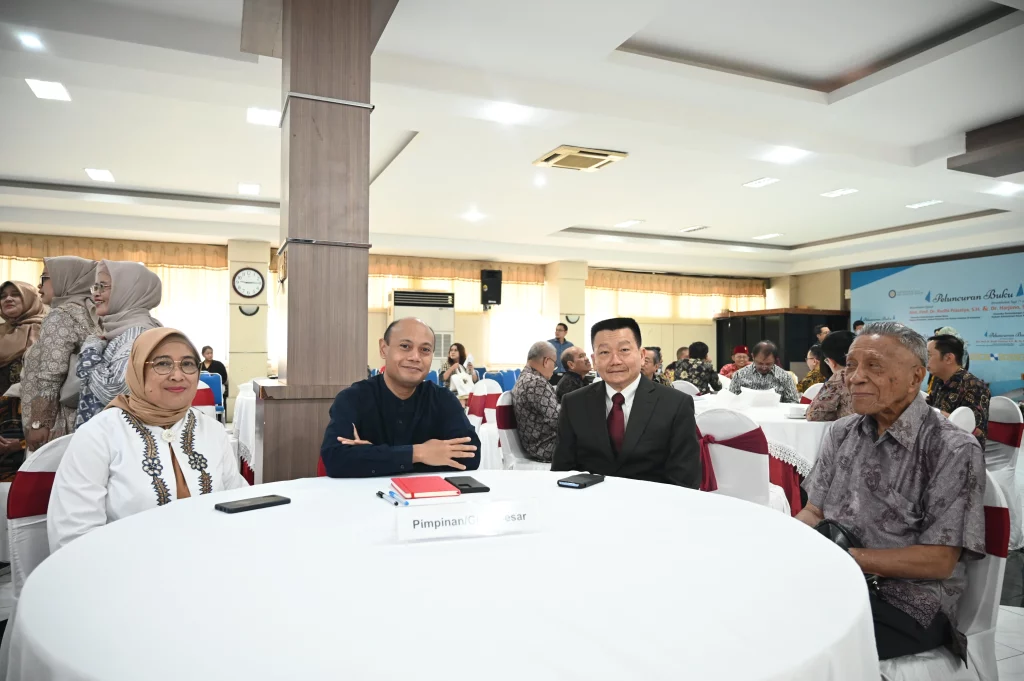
[48,407,249,552]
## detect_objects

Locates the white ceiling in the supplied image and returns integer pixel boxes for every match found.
[0,0,1021,278]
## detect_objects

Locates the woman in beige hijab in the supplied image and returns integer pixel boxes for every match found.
[48,328,248,551]
[21,256,101,450]
[76,260,162,426]
[0,281,46,472]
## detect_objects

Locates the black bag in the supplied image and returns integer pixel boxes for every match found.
[813,519,882,593]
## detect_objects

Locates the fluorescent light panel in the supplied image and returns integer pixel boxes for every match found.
[461,207,486,223]
[84,168,115,182]
[246,107,280,126]
[984,182,1023,197]
[751,233,783,240]
[743,177,780,188]
[533,173,547,188]
[820,188,859,198]
[237,183,261,196]
[679,225,709,233]
[905,200,943,209]
[615,219,644,228]
[25,79,70,101]
[762,146,811,164]
[479,101,533,125]
[18,33,44,50]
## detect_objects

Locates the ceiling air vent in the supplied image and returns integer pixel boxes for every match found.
[533,145,627,172]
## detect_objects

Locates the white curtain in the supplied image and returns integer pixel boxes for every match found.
[0,259,44,290]
[484,282,548,366]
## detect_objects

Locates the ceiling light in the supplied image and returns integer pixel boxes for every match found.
[820,188,859,198]
[246,107,280,126]
[905,200,943,209]
[728,245,758,253]
[25,79,70,101]
[533,173,547,188]
[679,225,709,233]
[614,219,644,228]
[751,233,783,240]
[984,182,1024,197]
[17,33,44,50]
[237,183,261,196]
[596,235,625,243]
[479,101,534,125]
[84,168,115,182]
[461,206,486,223]
[743,177,780,188]
[762,146,811,164]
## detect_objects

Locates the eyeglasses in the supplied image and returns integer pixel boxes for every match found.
[90,283,111,294]
[146,358,200,375]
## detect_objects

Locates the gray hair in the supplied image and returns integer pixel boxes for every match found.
[643,346,662,365]
[858,322,927,367]
[527,340,556,362]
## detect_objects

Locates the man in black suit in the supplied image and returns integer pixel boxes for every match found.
[552,317,701,488]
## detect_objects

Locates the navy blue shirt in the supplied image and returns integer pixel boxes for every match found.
[320,374,481,478]
[548,338,574,372]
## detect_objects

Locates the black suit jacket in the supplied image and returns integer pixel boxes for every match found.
[552,375,701,488]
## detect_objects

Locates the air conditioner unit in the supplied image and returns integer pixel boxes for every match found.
[388,290,456,372]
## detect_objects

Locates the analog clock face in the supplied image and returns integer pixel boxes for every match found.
[233,268,265,298]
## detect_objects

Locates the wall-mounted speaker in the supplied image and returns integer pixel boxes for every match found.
[481,269,502,305]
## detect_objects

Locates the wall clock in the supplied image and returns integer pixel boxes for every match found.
[233,267,265,298]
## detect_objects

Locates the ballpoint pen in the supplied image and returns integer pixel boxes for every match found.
[387,490,411,506]
[376,490,399,506]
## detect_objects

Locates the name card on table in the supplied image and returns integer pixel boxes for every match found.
[396,499,540,543]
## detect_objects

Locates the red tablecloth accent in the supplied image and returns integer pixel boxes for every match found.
[800,395,812,405]
[241,459,255,486]
[769,458,803,516]
[695,426,803,515]
[989,421,1024,448]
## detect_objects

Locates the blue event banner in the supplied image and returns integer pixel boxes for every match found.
[850,252,1024,401]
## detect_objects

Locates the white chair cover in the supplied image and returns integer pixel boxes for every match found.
[672,380,700,396]
[695,408,789,514]
[466,379,501,429]
[718,375,731,392]
[802,382,824,401]
[949,406,976,434]
[985,396,1023,550]
[495,392,550,472]
[879,469,1008,681]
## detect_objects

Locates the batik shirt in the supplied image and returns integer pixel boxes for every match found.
[510,366,559,462]
[727,363,800,403]
[805,369,854,422]
[797,367,825,393]
[926,368,990,449]
[673,358,722,395]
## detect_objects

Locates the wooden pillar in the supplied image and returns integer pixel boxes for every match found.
[256,0,373,482]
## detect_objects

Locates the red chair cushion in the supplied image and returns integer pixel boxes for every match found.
[8,471,56,519]
[985,505,1010,558]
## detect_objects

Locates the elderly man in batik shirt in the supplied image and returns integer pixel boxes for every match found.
[510,341,560,462]
[797,322,985,664]
[641,347,672,387]
[727,341,800,403]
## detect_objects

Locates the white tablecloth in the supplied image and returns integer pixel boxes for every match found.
[8,473,878,681]
[232,389,257,483]
[694,397,831,475]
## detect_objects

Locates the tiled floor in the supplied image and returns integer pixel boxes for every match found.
[996,606,1024,679]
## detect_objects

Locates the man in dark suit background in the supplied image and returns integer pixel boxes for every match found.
[552,317,701,488]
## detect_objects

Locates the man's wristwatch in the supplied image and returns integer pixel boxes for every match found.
[30,421,43,430]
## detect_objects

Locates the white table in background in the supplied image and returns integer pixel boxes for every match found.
[232,387,257,482]
[9,472,878,681]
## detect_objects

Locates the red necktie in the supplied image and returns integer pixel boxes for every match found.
[608,392,625,454]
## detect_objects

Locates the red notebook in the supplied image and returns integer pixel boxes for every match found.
[391,476,461,499]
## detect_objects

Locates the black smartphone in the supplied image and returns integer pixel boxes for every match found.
[557,473,605,489]
[444,476,490,493]
[215,495,291,514]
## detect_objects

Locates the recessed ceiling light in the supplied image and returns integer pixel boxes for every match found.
[84,168,115,182]
[905,200,943,209]
[246,107,280,126]
[751,233,783,240]
[614,219,644,228]
[596,235,626,243]
[728,245,758,253]
[762,146,811,164]
[679,225,709,233]
[533,173,547,188]
[17,33,44,50]
[237,183,261,196]
[461,206,486,223]
[25,79,70,101]
[984,182,1024,197]
[479,101,533,125]
[743,177,780,188]
[820,188,859,198]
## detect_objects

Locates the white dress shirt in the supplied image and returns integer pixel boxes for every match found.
[604,373,642,425]
[48,407,249,553]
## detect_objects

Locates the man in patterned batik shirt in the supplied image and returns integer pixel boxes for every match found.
[728,341,800,403]
[673,342,722,395]
[511,341,560,462]
[926,334,990,448]
[798,323,984,664]
[641,347,672,387]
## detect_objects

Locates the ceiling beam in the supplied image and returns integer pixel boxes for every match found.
[948,115,1024,177]
[241,0,398,58]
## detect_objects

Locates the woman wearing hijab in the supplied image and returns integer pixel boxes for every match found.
[76,261,162,426]
[0,281,46,476]
[21,256,101,450]
[48,328,248,551]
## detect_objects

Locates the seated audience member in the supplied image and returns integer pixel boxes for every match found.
[797,322,984,663]
[728,341,800,403]
[48,328,248,552]
[797,344,825,393]
[553,317,700,488]
[0,280,45,478]
[510,342,560,462]
[555,346,592,403]
[439,342,477,394]
[852,320,865,334]
[719,345,750,378]
[927,334,990,448]
[673,342,721,395]
[641,346,671,387]
[805,331,856,422]
[201,346,229,398]
[664,346,689,379]
[813,324,830,344]
[320,317,480,477]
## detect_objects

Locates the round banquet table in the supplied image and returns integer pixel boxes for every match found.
[9,472,879,681]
